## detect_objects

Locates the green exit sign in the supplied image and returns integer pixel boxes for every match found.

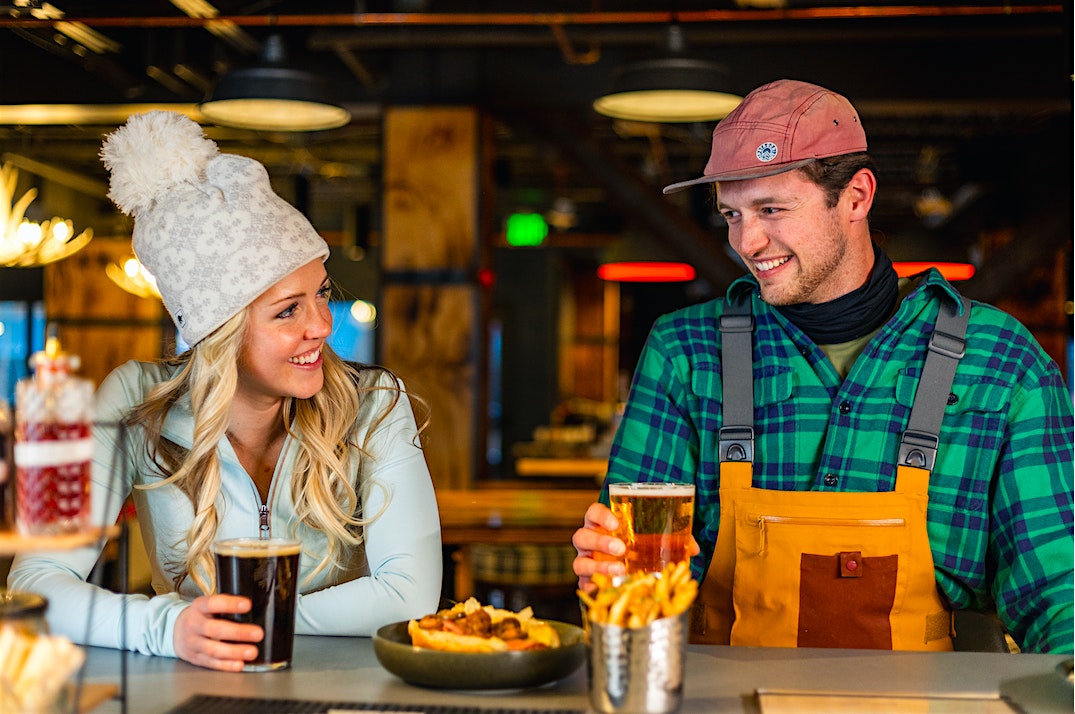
[505,212,548,247]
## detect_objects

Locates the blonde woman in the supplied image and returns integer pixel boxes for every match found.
[8,112,442,671]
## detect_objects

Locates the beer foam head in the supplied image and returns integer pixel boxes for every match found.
[608,483,695,497]
[212,537,301,557]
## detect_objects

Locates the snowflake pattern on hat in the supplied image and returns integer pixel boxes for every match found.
[101,112,329,346]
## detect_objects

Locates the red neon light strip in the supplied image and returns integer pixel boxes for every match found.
[598,261,697,282]
[892,262,976,281]
[600,261,973,282]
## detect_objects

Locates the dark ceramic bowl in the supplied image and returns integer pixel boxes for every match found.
[372,619,586,690]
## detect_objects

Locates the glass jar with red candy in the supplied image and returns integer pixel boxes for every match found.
[14,332,94,536]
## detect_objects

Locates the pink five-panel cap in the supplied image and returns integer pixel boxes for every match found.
[663,79,868,194]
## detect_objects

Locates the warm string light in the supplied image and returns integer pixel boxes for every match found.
[0,163,93,267]
[349,299,377,324]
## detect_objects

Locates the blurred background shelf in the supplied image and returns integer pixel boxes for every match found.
[436,488,598,544]
[514,457,607,485]
[435,488,598,624]
[0,525,121,556]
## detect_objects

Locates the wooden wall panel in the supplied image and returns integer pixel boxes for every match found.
[51,326,162,389]
[560,268,619,404]
[43,238,164,388]
[381,107,483,490]
[381,284,476,489]
[382,107,479,271]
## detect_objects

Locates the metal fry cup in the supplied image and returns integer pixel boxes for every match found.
[587,609,688,714]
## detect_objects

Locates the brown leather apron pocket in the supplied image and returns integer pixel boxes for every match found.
[798,552,898,649]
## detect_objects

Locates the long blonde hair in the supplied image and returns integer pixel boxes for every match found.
[127,308,422,595]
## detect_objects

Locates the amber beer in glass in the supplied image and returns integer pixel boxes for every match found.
[608,483,695,574]
[213,538,301,671]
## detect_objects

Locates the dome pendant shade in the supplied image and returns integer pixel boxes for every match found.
[198,35,351,132]
[594,27,742,123]
[594,58,743,123]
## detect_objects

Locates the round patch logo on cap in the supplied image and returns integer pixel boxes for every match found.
[756,142,778,163]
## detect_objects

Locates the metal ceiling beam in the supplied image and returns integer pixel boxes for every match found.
[959,209,1072,304]
[1,152,109,198]
[6,26,142,97]
[513,111,743,291]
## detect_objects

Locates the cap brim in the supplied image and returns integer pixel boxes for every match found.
[662,157,817,194]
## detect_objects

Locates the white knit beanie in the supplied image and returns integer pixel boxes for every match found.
[100,111,330,346]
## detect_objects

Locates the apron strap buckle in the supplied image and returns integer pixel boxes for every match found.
[899,429,939,470]
[719,426,755,462]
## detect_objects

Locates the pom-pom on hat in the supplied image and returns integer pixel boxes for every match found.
[663,79,867,194]
[100,111,330,346]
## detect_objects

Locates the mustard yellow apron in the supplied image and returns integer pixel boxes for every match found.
[690,294,970,650]
[693,460,953,649]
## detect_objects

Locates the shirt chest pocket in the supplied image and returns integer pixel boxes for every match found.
[894,371,1010,424]
[895,371,1009,509]
[691,365,794,467]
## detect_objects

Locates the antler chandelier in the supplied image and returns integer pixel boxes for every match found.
[106,255,161,299]
[1,162,93,268]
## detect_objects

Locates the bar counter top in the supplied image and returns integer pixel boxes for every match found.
[79,634,1073,713]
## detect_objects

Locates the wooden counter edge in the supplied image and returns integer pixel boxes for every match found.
[435,488,598,530]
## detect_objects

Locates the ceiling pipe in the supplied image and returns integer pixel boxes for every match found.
[0,6,1062,29]
[304,22,1063,53]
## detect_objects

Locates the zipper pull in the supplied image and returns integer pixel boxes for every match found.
[259,504,270,540]
[756,516,767,557]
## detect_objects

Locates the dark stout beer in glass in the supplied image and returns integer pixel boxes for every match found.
[213,537,301,671]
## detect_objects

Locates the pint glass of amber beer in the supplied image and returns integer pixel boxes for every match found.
[608,483,695,574]
[213,537,301,671]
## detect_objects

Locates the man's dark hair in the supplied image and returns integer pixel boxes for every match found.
[796,152,876,208]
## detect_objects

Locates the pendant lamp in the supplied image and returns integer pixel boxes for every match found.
[198,34,351,132]
[593,25,742,123]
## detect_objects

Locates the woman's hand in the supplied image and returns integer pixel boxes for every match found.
[173,595,262,671]
[571,502,627,589]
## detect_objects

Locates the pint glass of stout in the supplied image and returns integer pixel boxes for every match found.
[212,537,301,672]
[608,483,695,574]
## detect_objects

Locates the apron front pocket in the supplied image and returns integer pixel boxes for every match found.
[729,502,912,648]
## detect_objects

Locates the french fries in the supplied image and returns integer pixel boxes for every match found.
[0,623,85,713]
[579,561,697,629]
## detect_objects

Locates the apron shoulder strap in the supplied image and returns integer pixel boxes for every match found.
[898,295,971,472]
[718,291,971,473]
[719,294,755,463]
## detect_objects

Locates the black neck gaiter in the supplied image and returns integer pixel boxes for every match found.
[775,244,899,345]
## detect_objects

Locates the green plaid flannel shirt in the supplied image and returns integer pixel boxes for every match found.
[604,269,1074,653]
